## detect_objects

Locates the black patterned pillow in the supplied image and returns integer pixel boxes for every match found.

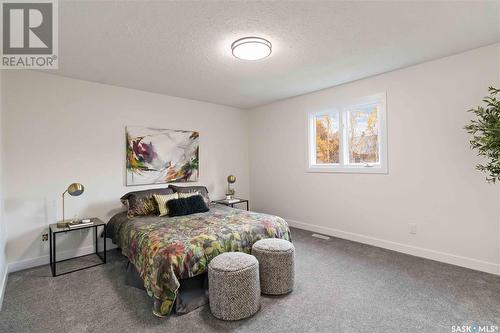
[167,195,209,217]
[121,188,175,218]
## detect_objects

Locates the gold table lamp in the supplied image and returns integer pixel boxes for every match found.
[57,183,85,228]
[226,175,236,200]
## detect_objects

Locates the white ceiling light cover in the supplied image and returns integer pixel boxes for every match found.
[231,37,272,60]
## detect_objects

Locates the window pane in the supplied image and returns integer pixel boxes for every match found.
[315,114,340,164]
[348,106,379,164]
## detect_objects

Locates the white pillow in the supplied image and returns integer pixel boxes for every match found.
[178,192,200,199]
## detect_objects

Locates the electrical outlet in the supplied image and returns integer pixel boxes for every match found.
[409,223,417,235]
[42,233,48,242]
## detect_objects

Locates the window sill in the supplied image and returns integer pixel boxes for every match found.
[307,165,388,174]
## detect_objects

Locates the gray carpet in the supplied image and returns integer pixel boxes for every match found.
[0,227,499,333]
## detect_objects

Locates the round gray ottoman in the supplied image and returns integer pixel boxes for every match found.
[252,238,295,295]
[208,252,260,320]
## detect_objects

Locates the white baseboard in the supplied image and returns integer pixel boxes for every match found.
[0,267,7,311]
[286,218,500,276]
[7,243,117,273]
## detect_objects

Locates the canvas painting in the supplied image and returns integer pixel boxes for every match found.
[126,126,199,185]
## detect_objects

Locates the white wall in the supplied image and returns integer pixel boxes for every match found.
[249,43,500,274]
[2,45,499,277]
[3,71,249,270]
[0,70,7,307]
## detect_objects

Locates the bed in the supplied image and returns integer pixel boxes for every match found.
[106,203,291,317]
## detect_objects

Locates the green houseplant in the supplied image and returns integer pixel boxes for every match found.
[465,87,500,183]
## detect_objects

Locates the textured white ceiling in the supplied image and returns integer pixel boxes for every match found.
[50,1,500,109]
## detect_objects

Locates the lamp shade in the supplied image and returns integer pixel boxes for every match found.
[67,183,84,196]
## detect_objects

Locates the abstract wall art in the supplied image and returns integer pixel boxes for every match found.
[126,126,199,185]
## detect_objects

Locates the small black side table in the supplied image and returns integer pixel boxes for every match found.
[214,198,249,211]
[49,218,106,277]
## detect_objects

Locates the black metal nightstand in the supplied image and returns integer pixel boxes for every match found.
[214,198,249,211]
[49,218,106,277]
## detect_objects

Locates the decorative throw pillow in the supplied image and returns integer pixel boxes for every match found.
[170,185,211,205]
[120,188,174,218]
[167,195,209,217]
[178,192,199,199]
[153,193,179,217]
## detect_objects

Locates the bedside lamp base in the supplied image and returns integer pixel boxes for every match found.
[56,221,69,228]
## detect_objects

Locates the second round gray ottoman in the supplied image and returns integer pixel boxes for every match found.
[208,252,260,320]
[252,238,295,295]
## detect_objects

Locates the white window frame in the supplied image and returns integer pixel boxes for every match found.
[307,93,387,174]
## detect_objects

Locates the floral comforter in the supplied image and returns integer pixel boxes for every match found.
[107,204,291,316]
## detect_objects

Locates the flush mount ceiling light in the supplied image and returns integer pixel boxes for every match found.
[231,37,272,61]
